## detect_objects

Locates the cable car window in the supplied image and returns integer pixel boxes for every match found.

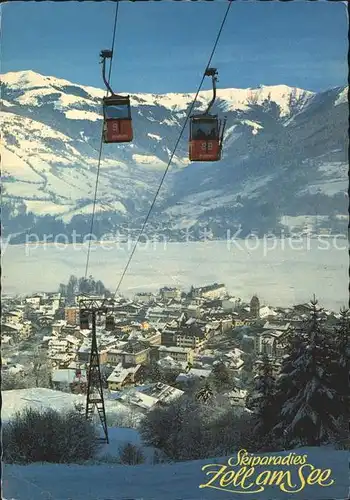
[192,120,218,140]
[105,104,130,120]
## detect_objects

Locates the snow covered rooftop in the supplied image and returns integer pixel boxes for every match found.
[259,306,278,318]
[107,364,141,384]
[263,321,291,331]
[51,368,87,384]
[157,357,188,371]
[223,389,248,402]
[1,323,21,331]
[7,364,25,375]
[78,344,91,353]
[122,391,158,410]
[158,345,192,353]
[1,335,12,343]
[225,348,245,358]
[176,368,212,382]
[260,329,285,338]
[65,335,81,345]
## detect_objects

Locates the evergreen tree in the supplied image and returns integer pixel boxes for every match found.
[88,275,96,294]
[211,361,234,391]
[330,308,350,419]
[273,323,310,444]
[66,275,78,303]
[119,442,145,465]
[58,283,67,297]
[246,353,277,446]
[78,277,90,295]
[95,279,107,296]
[195,381,214,404]
[275,296,338,447]
[146,362,167,384]
[59,275,110,301]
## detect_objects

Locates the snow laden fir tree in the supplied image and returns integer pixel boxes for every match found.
[245,353,277,449]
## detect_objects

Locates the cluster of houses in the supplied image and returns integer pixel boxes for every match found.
[2,283,339,414]
[1,292,62,346]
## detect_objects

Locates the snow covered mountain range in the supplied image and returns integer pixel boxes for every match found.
[1,70,348,241]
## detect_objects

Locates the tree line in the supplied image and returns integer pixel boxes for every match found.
[58,275,111,303]
[246,298,349,450]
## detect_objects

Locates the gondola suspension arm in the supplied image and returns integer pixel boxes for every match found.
[100,49,114,96]
[204,67,218,115]
[204,67,227,150]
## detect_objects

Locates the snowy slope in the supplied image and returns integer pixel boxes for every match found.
[3,447,349,500]
[1,70,348,238]
[1,388,131,423]
[2,388,154,459]
[2,387,349,500]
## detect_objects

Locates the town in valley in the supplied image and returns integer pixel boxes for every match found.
[2,277,343,418]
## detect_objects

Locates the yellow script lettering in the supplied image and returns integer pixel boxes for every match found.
[307,468,323,486]
[255,470,271,487]
[219,471,236,488]
[288,463,313,494]
[252,456,261,466]
[199,464,227,489]
[281,453,292,466]
[229,449,248,467]
[272,456,282,466]
[269,470,295,491]
[240,466,257,491]
[318,469,334,487]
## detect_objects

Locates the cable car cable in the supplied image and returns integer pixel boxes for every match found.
[108,1,119,86]
[113,0,232,298]
[84,2,120,280]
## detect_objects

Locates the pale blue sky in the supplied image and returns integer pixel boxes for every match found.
[2,1,348,93]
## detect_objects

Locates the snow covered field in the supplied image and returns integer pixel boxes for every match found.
[2,389,349,500]
[2,240,348,311]
[2,388,132,425]
[3,447,349,500]
[2,388,155,463]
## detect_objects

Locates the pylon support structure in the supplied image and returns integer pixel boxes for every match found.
[79,298,114,444]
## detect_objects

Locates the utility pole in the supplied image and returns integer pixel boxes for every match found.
[79,298,114,444]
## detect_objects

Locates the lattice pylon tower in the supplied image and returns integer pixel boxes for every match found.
[85,310,109,444]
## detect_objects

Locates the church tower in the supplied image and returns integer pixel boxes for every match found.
[250,295,260,318]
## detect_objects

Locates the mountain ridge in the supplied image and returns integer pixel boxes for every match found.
[1,70,348,242]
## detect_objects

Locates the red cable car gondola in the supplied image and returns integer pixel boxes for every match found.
[100,49,133,144]
[189,68,226,162]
